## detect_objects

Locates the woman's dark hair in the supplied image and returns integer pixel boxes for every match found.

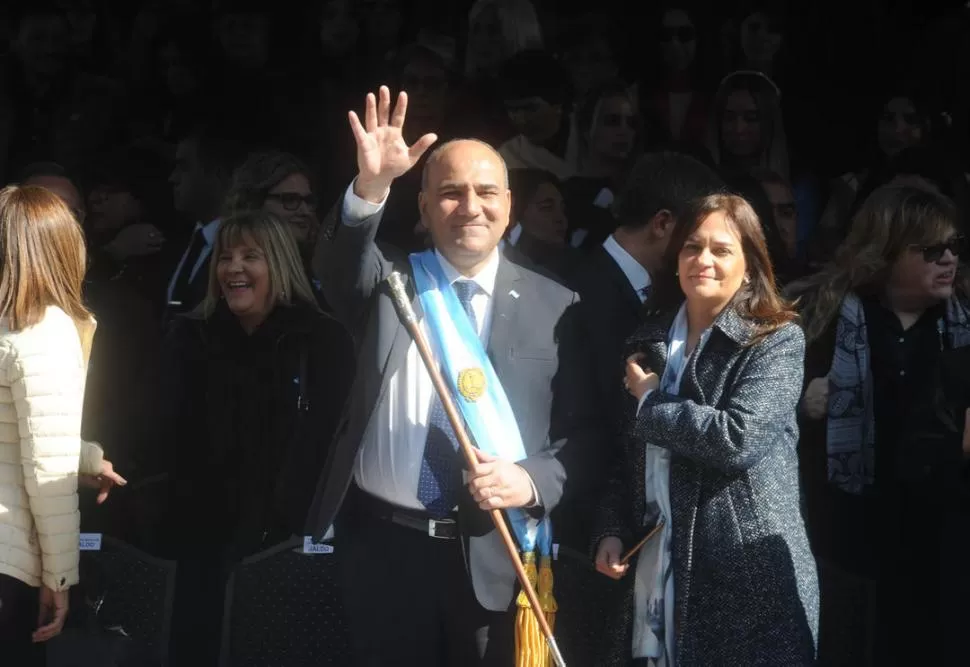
[721,169,794,281]
[850,145,968,234]
[509,168,561,221]
[223,150,313,218]
[648,192,797,340]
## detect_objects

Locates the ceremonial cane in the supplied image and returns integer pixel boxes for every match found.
[619,520,664,565]
[386,272,567,667]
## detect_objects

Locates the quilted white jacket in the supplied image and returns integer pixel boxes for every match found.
[0,306,101,591]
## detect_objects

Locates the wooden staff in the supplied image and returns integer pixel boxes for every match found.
[620,520,664,565]
[386,272,567,667]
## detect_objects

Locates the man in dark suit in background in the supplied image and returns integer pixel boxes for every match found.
[307,86,596,666]
[163,121,250,325]
[557,152,724,551]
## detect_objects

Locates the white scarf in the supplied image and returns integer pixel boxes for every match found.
[633,305,711,665]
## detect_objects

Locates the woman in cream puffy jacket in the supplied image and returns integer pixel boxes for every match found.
[0,185,122,665]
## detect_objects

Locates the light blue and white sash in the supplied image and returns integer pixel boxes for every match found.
[409,250,551,556]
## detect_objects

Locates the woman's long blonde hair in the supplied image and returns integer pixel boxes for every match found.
[0,185,91,332]
[792,184,964,342]
[196,211,319,318]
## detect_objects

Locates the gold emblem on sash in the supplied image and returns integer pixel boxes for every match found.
[457,367,487,402]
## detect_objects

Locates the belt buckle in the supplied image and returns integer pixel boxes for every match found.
[427,518,454,539]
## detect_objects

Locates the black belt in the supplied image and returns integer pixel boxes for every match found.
[353,487,459,540]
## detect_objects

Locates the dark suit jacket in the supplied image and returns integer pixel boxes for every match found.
[306,193,596,610]
[595,305,819,665]
[163,252,211,328]
[553,246,644,551]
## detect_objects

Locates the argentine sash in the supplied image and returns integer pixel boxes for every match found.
[409,250,552,556]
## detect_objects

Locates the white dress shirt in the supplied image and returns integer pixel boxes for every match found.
[166,219,220,304]
[340,183,501,510]
[602,234,651,302]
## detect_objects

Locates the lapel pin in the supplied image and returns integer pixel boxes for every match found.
[509,290,520,299]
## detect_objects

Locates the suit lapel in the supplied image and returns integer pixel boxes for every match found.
[598,247,643,317]
[377,273,423,383]
[487,257,523,366]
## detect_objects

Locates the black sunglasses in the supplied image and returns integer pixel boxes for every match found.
[265,192,318,211]
[910,237,966,262]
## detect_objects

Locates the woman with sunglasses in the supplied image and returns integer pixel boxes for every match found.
[789,184,970,665]
[224,151,326,305]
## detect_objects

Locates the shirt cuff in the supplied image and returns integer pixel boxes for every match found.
[636,389,655,416]
[341,179,388,226]
[525,475,541,508]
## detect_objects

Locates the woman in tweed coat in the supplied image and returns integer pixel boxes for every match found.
[594,193,818,666]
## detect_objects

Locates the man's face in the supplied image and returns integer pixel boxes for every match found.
[418,142,510,268]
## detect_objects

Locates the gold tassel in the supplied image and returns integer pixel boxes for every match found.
[538,555,558,667]
[515,551,543,667]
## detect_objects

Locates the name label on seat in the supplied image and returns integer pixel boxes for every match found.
[80,533,103,551]
[302,536,334,555]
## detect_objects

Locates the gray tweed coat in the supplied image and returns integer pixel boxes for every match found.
[595,305,819,666]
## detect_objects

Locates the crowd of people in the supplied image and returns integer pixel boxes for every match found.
[1,0,969,665]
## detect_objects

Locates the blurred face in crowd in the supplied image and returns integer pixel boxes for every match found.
[721,90,762,159]
[170,138,219,218]
[566,35,617,97]
[419,141,511,271]
[400,52,450,133]
[660,9,696,73]
[878,97,924,158]
[888,229,961,309]
[588,95,637,162]
[216,11,268,68]
[678,211,747,310]
[88,185,141,233]
[506,96,563,144]
[158,41,199,98]
[363,0,402,46]
[740,11,782,67]
[519,182,568,246]
[761,180,797,258]
[263,173,318,248]
[319,0,359,56]
[24,174,84,224]
[217,233,273,331]
[468,5,507,74]
[13,12,69,77]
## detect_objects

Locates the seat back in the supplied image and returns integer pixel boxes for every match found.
[219,537,351,667]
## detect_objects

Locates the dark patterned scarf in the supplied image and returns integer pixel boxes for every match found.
[826,293,970,493]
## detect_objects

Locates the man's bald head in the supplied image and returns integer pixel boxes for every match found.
[420,138,509,191]
[416,138,512,276]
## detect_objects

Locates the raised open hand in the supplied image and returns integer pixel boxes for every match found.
[349,85,438,203]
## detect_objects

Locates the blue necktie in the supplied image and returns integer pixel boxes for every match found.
[417,280,480,517]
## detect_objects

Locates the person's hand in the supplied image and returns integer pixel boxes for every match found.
[32,586,69,643]
[105,222,165,261]
[595,537,629,580]
[348,85,438,203]
[79,459,127,504]
[801,376,829,420]
[467,449,536,510]
[624,354,659,401]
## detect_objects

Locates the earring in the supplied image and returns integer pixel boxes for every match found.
[743,276,751,285]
